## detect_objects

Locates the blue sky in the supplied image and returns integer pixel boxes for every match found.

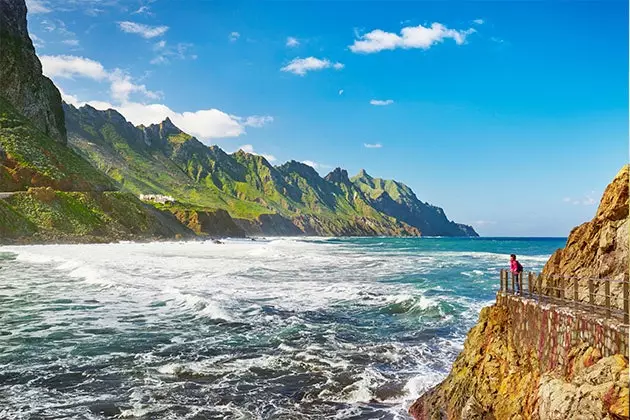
[26,0,628,236]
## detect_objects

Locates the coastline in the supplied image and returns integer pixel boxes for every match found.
[408,166,630,419]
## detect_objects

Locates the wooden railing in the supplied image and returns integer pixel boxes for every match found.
[499,269,630,324]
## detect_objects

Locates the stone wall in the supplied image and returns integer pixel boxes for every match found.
[498,292,628,370]
[409,296,630,419]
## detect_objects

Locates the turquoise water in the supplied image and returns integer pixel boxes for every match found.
[0,237,565,419]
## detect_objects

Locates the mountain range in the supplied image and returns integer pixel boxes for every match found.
[0,0,477,241]
[63,103,477,237]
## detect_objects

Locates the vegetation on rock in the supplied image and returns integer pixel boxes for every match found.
[64,103,474,237]
[0,97,114,191]
[0,187,194,243]
[0,0,66,143]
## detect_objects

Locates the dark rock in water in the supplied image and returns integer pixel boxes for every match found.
[88,402,121,417]
[212,239,224,244]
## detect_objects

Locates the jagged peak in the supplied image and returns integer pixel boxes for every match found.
[232,149,273,166]
[68,102,131,126]
[356,168,372,179]
[161,117,177,130]
[325,167,351,184]
[277,160,320,178]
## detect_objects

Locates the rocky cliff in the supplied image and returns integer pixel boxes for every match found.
[170,207,246,237]
[409,303,629,419]
[0,0,66,143]
[409,166,630,419]
[541,165,629,309]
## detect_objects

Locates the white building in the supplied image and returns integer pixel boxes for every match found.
[139,194,175,204]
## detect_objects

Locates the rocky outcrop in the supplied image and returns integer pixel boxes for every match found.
[409,303,629,420]
[234,213,304,236]
[0,0,66,143]
[541,165,629,309]
[171,208,246,237]
[409,166,629,419]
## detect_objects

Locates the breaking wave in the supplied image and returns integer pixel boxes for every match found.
[0,236,563,419]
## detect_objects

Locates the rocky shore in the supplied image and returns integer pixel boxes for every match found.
[409,165,630,420]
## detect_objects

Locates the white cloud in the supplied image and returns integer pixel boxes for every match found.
[62,39,80,46]
[48,55,272,140]
[26,0,51,14]
[350,22,476,54]
[338,89,344,95]
[229,32,240,42]
[118,21,168,39]
[154,40,166,50]
[281,57,345,76]
[109,70,161,102]
[286,37,300,47]
[364,143,382,149]
[41,55,160,102]
[238,144,276,162]
[125,104,246,139]
[369,99,393,106]
[473,19,484,25]
[133,5,152,15]
[41,55,108,80]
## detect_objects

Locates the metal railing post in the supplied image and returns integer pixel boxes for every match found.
[605,279,611,318]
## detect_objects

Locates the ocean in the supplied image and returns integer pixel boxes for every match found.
[0,237,566,419]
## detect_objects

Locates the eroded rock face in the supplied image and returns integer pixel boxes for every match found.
[409,166,630,420]
[541,165,629,308]
[171,208,246,237]
[0,0,66,143]
[538,350,629,420]
[408,304,630,420]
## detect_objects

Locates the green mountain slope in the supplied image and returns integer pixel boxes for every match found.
[0,97,114,191]
[351,169,478,237]
[64,105,269,219]
[65,104,427,236]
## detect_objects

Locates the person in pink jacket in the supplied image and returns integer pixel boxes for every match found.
[510,254,524,294]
